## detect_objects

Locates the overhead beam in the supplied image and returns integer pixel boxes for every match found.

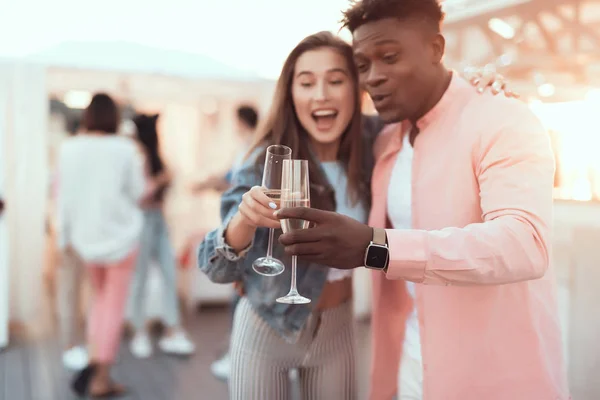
[549,3,600,46]
[479,23,507,57]
[533,14,558,53]
[445,0,533,26]
[443,0,600,86]
[445,0,547,30]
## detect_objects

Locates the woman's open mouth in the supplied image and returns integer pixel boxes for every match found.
[312,109,339,131]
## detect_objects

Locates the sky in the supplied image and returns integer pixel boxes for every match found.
[0,0,354,78]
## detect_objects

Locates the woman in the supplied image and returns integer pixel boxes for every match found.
[127,113,195,358]
[58,93,146,397]
[198,32,510,400]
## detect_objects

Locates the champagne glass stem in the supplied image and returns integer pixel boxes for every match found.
[290,255,299,294]
[266,228,275,258]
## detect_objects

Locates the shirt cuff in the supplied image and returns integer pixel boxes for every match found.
[215,220,253,262]
[384,229,428,282]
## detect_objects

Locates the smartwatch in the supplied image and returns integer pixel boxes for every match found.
[364,228,389,271]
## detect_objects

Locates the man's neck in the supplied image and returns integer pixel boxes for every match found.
[409,67,452,127]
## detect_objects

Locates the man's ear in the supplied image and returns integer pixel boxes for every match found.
[431,33,445,64]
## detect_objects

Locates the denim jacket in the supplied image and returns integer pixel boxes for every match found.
[197,115,383,342]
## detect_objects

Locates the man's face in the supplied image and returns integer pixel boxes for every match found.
[352,17,441,123]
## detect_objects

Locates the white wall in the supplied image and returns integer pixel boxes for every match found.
[0,62,48,331]
[553,200,600,399]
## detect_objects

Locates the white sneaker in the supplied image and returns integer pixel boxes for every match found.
[210,352,231,381]
[62,346,89,371]
[130,333,153,359]
[158,331,195,356]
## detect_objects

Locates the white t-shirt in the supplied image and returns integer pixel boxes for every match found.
[321,161,367,281]
[57,135,146,263]
[387,134,423,364]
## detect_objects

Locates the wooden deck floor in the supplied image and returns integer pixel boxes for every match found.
[0,306,371,400]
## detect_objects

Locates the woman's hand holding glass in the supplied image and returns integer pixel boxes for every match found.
[224,187,282,265]
[237,186,281,230]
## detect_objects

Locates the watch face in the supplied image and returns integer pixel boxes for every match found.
[366,245,388,269]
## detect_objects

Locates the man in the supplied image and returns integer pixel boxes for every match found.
[276,1,569,399]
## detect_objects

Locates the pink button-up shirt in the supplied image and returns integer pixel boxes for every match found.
[368,73,570,400]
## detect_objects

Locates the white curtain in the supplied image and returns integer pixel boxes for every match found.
[0,61,48,331]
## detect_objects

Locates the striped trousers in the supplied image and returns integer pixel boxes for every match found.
[229,297,356,400]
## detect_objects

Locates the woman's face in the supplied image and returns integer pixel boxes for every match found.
[291,47,355,159]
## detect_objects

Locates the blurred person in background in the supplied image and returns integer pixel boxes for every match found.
[57,93,147,397]
[188,104,260,379]
[197,31,510,399]
[127,113,196,359]
[204,105,261,380]
[192,105,259,193]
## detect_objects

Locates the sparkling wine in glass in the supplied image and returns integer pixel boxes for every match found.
[252,145,292,276]
[277,159,311,305]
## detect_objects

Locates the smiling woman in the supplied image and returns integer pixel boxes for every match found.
[198,31,372,400]
[291,48,356,160]
[245,31,367,209]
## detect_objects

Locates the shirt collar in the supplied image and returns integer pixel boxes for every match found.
[412,70,467,132]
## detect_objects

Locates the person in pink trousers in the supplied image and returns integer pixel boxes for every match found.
[57,93,147,397]
[276,0,571,399]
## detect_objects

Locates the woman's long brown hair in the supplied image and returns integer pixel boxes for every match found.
[246,31,366,208]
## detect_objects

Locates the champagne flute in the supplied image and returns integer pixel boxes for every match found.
[252,145,292,276]
[276,159,311,304]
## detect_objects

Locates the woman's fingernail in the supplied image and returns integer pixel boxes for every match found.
[477,87,485,93]
[269,202,277,209]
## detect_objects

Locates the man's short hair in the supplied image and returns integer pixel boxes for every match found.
[237,105,259,130]
[341,0,445,34]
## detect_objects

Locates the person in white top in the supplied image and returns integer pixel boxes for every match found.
[58,93,146,398]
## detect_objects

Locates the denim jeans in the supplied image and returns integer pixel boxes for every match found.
[127,209,180,330]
